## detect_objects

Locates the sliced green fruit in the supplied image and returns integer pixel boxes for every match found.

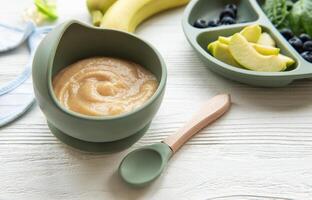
[240,24,262,43]
[218,36,231,44]
[257,32,276,47]
[253,44,279,55]
[218,36,279,55]
[278,54,295,67]
[34,0,58,20]
[218,24,262,44]
[211,42,241,68]
[208,41,218,55]
[229,33,286,72]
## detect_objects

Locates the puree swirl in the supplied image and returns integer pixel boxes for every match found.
[52,57,158,116]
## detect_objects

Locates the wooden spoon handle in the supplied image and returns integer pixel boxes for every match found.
[162,94,231,153]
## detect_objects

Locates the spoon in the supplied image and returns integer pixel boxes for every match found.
[119,94,231,187]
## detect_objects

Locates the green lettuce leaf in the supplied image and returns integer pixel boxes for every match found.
[289,0,312,36]
[263,0,292,29]
[301,0,312,36]
[289,0,304,34]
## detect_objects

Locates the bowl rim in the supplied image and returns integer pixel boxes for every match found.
[46,20,167,121]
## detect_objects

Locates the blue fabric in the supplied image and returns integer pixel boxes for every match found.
[0,23,52,127]
[0,22,35,53]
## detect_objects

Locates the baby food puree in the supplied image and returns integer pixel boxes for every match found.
[53,57,158,116]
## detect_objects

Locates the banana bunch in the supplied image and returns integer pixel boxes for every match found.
[87,0,189,32]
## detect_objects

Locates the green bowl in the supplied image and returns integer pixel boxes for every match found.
[32,20,167,152]
[182,0,312,87]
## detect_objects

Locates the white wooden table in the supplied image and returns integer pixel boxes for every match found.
[1,1,312,199]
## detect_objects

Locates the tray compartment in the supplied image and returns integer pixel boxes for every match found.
[188,0,259,28]
[196,24,299,71]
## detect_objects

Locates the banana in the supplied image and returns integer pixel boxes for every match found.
[100,0,190,32]
[86,0,117,26]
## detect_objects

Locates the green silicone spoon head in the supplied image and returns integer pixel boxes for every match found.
[119,142,173,187]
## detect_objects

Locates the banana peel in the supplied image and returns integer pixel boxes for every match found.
[100,0,190,32]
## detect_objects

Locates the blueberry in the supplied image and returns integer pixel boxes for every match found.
[207,20,219,27]
[299,33,312,43]
[193,18,208,28]
[280,28,294,40]
[289,36,303,52]
[225,4,238,15]
[301,51,312,62]
[303,41,312,51]
[220,16,236,25]
[219,8,236,20]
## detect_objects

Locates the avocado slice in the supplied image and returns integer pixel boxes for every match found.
[257,32,276,47]
[208,41,218,55]
[253,44,280,55]
[240,24,262,43]
[218,36,280,55]
[210,42,241,68]
[218,36,231,44]
[229,33,287,72]
[278,54,295,68]
[218,24,262,44]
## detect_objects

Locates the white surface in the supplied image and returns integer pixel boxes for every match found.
[1,1,312,199]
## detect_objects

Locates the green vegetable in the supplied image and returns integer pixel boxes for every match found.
[289,0,312,36]
[301,2,312,36]
[263,0,293,29]
[289,0,304,34]
[34,0,58,20]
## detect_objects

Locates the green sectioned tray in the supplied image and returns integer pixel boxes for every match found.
[182,0,312,87]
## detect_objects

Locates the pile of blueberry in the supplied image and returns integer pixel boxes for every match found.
[280,28,312,63]
[193,4,238,28]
